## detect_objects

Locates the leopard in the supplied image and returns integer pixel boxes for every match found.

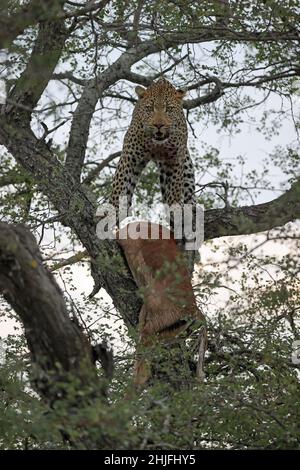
[110,76,196,214]
[110,79,204,385]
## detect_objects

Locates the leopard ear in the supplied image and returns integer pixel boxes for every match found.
[135,85,146,98]
[176,88,187,99]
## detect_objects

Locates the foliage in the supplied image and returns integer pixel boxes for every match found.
[0,0,299,450]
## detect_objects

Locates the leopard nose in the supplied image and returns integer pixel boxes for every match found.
[153,125,170,140]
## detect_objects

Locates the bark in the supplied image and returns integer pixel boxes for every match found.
[0,222,121,448]
[0,223,94,385]
[204,179,300,240]
[0,2,299,397]
[6,18,67,121]
[0,118,141,328]
[0,0,65,49]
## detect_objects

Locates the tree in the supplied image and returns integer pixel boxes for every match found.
[0,0,299,449]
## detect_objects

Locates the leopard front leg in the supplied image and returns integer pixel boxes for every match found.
[158,150,195,206]
[158,160,184,207]
[110,153,147,224]
[158,151,198,272]
[182,150,196,205]
[157,159,184,245]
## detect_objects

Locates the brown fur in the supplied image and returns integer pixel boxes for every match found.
[117,222,206,386]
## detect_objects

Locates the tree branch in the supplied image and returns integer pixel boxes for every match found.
[0,222,94,393]
[5,15,67,121]
[64,39,180,183]
[0,119,141,327]
[52,72,87,86]
[204,178,300,240]
[50,250,88,271]
[83,151,121,185]
[184,76,224,109]
[0,168,32,189]
[0,0,65,49]
[0,221,122,449]
[63,23,300,183]
[1,114,299,343]
[1,2,300,337]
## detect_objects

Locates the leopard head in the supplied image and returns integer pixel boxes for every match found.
[134,77,187,145]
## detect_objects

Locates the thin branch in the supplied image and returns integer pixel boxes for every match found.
[83,151,121,184]
[52,72,87,86]
[50,250,88,271]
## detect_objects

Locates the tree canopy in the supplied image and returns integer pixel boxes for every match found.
[0,0,299,450]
